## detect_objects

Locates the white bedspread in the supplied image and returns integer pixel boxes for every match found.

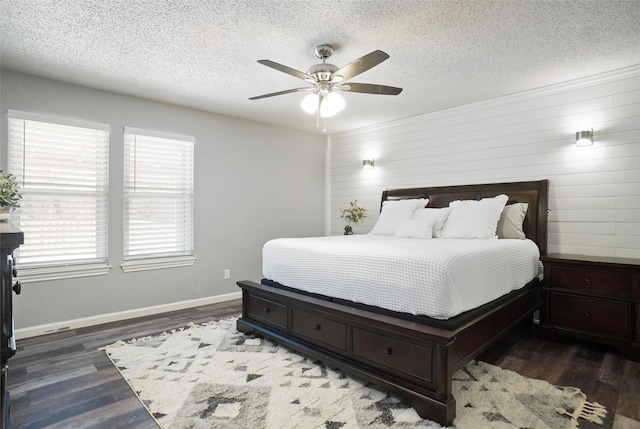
[263,235,542,319]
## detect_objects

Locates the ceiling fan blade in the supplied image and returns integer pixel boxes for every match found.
[249,87,314,100]
[257,60,314,81]
[338,83,403,95]
[333,50,390,81]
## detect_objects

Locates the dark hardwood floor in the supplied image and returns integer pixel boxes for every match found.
[6,300,640,429]
[481,323,640,429]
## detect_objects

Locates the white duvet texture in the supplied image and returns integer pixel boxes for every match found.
[263,235,542,319]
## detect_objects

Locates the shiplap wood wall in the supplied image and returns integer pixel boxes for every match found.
[329,66,640,258]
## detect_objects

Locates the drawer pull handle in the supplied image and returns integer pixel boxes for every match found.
[263,307,271,313]
[383,347,393,356]
[312,324,321,331]
[584,311,591,318]
[584,277,591,285]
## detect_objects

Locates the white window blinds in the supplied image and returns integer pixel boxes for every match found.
[7,111,110,270]
[123,128,194,263]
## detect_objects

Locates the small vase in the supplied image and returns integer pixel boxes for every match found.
[343,225,353,235]
[0,207,10,223]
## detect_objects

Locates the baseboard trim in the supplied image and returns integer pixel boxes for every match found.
[15,292,242,339]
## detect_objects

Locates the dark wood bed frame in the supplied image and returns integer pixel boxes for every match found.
[236,179,549,426]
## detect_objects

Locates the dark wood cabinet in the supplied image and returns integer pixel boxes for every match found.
[1,223,24,429]
[540,253,640,361]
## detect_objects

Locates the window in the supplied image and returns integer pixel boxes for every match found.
[122,128,195,272]
[7,111,110,281]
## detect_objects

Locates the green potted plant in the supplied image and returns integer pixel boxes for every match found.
[0,170,22,222]
[340,200,366,235]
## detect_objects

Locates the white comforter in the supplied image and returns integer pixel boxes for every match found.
[263,235,542,319]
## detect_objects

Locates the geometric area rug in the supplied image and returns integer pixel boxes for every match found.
[103,318,607,429]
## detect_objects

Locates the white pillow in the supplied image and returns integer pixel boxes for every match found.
[370,198,428,235]
[413,207,452,237]
[497,203,528,239]
[440,194,509,239]
[393,219,435,239]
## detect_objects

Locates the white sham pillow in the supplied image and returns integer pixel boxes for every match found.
[393,219,435,239]
[440,194,509,239]
[413,207,452,237]
[497,202,528,239]
[370,198,428,235]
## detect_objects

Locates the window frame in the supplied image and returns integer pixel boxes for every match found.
[7,110,111,282]
[121,127,196,272]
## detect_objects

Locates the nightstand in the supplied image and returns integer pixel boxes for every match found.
[540,253,640,361]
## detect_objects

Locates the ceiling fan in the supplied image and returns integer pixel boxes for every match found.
[249,44,402,126]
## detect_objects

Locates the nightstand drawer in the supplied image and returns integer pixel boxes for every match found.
[291,308,347,351]
[246,294,288,329]
[550,293,631,341]
[550,266,630,298]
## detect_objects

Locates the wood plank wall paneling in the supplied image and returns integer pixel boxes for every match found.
[329,66,640,258]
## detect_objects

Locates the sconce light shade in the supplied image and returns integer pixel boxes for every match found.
[363,159,374,169]
[576,129,593,147]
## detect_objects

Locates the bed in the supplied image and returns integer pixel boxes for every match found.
[236,179,548,426]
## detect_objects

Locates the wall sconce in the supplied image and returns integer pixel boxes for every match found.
[363,159,374,170]
[576,129,593,147]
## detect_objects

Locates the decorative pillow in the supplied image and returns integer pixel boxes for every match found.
[413,207,452,237]
[440,194,509,239]
[370,198,428,235]
[393,219,435,239]
[497,203,528,239]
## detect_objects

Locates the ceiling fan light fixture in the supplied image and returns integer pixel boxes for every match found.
[301,92,319,114]
[301,91,345,117]
[320,92,345,118]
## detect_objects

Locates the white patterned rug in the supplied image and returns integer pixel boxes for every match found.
[104,318,607,429]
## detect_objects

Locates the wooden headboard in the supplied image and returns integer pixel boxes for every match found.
[381,180,549,255]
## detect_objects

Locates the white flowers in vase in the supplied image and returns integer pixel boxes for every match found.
[340,200,366,235]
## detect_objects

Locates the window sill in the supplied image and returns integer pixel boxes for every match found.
[17,263,112,283]
[121,256,197,273]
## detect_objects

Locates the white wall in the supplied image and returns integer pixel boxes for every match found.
[0,70,327,334]
[329,66,640,259]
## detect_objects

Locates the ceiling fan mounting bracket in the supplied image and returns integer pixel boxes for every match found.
[314,44,334,61]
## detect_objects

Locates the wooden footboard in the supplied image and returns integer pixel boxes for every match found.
[236,279,540,426]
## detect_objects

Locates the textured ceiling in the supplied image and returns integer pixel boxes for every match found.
[1,0,639,134]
